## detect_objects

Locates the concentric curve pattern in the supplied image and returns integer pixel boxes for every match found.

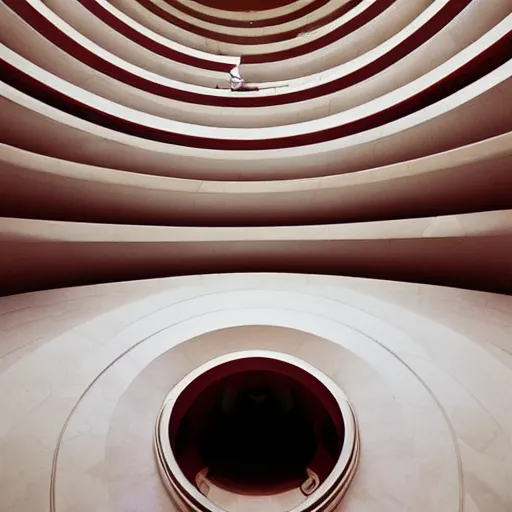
[155,351,359,511]
[0,1,511,511]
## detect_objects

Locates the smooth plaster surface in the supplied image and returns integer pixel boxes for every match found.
[1,274,512,511]
[1,3,512,511]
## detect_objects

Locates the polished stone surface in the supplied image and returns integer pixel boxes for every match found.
[1,274,511,511]
[1,1,511,510]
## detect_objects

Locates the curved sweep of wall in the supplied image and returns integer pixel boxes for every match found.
[116,0,354,43]
[166,0,327,25]
[106,0,389,60]
[2,30,510,150]
[1,135,510,227]
[0,210,511,296]
[1,1,512,511]
[2,0,508,128]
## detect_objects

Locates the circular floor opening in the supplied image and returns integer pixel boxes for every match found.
[156,351,359,512]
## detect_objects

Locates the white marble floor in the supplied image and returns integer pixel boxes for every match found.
[0,273,511,512]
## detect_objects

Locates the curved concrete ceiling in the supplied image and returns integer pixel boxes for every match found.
[1,2,512,511]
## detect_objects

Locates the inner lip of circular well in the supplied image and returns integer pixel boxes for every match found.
[168,356,345,496]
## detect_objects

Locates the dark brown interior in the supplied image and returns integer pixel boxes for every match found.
[169,359,344,495]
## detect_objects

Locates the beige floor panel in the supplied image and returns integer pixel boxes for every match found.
[1,274,511,511]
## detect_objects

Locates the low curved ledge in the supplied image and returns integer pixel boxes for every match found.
[120,0,364,53]
[129,0,352,40]
[2,0,505,130]
[1,68,510,181]
[1,135,511,227]
[168,0,318,25]
[154,351,359,512]
[2,25,509,152]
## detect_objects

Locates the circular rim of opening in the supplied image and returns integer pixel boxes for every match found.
[155,350,359,512]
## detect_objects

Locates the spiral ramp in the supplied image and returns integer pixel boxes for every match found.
[1,1,512,511]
